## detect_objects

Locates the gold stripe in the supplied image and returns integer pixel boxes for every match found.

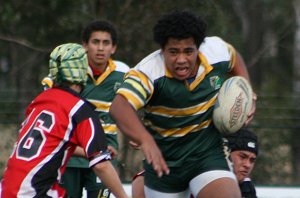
[189,53,213,90]
[124,79,147,99]
[103,125,118,134]
[145,94,217,117]
[226,43,236,71]
[89,100,110,112]
[117,88,144,110]
[165,64,173,78]
[152,119,212,137]
[126,70,154,95]
[41,77,53,88]
[138,71,153,93]
[87,58,116,85]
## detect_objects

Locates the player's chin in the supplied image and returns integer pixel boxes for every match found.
[94,59,106,66]
[173,74,190,81]
[237,175,246,182]
[239,171,249,179]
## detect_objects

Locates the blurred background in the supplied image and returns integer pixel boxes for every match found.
[0,0,300,187]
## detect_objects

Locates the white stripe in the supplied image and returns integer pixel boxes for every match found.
[0,181,2,196]
[113,60,130,72]
[89,153,111,167]
[127,75,153,95]
[85,118,95,155]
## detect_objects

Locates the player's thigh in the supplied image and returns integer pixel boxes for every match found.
[85,159,118,197]
[84,167,113,198]
[144,185,190,198]
[83,168,102,190]
[61,167,84,198]
[190,170,240,198]
[85,175,110,198]
[132,175,145,198]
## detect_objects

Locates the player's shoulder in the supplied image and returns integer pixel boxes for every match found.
[112,60,130,73]
[199,36,232,64]
[201,36,228,48]
[134,50,165,81]
[34,88,86,115]
[239,178,257,197]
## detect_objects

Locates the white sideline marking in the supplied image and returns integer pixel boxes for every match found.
[83,185,300,198]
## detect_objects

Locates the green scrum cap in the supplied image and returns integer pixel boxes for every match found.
[49,43,88,86]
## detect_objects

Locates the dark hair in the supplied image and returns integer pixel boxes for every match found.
[153,10,207,49]
[225,128,259,156]
[81,20,118,45]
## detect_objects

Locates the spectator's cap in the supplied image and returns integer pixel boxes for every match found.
[49,43,88,86]
[225,128,259,155]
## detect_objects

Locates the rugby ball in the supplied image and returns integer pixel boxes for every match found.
[213,76,253,135]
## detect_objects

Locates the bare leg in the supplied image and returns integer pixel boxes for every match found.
[197,178,241,198]
[132,176,145,198]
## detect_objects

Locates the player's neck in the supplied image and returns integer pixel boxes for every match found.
[90,63,108,74]
[69,84,83,93]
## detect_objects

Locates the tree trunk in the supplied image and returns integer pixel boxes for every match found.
[231,0,264,87]
[292,0,300,183]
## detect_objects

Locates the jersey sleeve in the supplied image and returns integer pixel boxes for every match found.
[200,36,237,73]
[73,102,111,167]
[224,42,237,72]
[116,69,154,110]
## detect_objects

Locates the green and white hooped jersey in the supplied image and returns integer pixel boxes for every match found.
[117,36,236,167]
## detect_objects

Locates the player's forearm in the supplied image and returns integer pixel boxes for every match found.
[92,161,128,198]
[110,95,151,145]
[110,95,170,177]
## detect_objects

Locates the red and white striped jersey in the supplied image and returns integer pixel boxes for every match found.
[0,87,110,198]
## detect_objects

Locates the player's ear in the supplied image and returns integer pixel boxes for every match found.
[111,45,117,55]
[82,42,88,52]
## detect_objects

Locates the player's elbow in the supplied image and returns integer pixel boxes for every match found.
[109,94,127,119]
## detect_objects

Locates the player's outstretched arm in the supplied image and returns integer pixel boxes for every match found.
[110,95,170,177]
[92,160,128,198]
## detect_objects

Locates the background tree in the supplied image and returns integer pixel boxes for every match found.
[292,0,300,184]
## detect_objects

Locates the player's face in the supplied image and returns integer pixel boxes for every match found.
[83,31,116,70]
[162,37,199,81]
[230,150,257,183]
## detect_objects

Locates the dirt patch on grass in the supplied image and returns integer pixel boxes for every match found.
[0,124,18,177]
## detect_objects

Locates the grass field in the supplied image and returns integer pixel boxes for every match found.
[1,124,300,197]
[0,124,18,177]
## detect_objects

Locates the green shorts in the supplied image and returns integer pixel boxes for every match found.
[144,145,230,193]
[60,167,102,197]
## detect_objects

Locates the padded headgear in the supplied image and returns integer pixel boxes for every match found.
[225,128,259,155]
[49,43,88,86]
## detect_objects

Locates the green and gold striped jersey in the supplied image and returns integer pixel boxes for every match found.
[83,59,129,150]
[117,36,236,167]
[67,59,129,168]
